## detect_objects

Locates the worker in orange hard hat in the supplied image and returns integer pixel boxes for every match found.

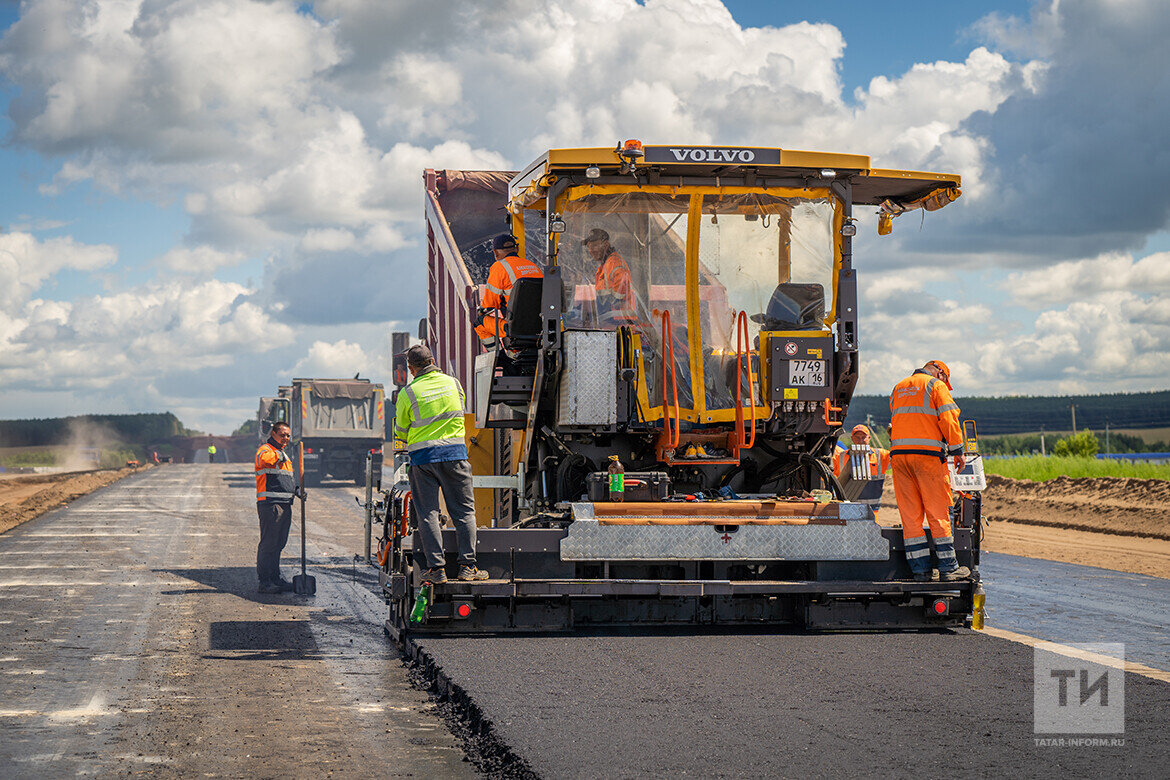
[833,424,891,519]
[888,360,969,582]
[474,233,543,349]
[583,228,638,326]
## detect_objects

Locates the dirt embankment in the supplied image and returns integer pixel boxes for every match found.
[0,467,148,535]
[982,474,1170,540]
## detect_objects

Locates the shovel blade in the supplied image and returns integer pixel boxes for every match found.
[293,574,316,596]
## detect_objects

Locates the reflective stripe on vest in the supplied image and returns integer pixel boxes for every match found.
[257,491,294,499]
[410,409,464,429]
[892,437,946,449]
[406,437,461,452]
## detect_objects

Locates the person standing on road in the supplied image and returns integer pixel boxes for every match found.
[833,424,891,520]
[889,360,969,582]
[393,345,488,584]
[474,233,543,350]
[254,422,303,593]
[208,443,217,463]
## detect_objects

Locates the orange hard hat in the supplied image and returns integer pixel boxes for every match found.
[926,360,952,390]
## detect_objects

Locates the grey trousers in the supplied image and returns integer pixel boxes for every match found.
[409,459,477,570]
[256,501,292,584]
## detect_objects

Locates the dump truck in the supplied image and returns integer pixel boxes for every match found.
[376,142,984,638]
[256,392,291,445]
[289,377,386,485]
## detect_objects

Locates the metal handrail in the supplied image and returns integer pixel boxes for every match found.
[660,310,680,448]
[734,311,757,449]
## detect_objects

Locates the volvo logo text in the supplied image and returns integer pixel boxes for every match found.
[669,148,757,163]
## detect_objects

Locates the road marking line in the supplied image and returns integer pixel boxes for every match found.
[49,694,114,720]
[983,625,1170,683]
[61,510,221,514]
[0,580,142,587]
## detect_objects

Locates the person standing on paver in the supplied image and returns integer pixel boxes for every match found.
[393,344,488,584]
[833,424,891,520]
[888,360,969,583]
[254,421,302,593]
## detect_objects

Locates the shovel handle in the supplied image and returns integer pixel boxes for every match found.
[297,441,306,577]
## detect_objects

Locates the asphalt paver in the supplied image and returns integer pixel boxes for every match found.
[0,464,473,777]
[415,629,1170,778]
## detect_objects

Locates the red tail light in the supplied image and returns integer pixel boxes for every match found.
[304,447,313,454]
[932,599,948,615]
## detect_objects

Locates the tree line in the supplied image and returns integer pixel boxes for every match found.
[0,413,194,448]
[844,389,1170,437]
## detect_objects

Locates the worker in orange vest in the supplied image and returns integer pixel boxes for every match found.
[833,424,891,519]
[474,233,543,349]
[889,360,968,582]
[582,228,637,325]
[254,421,304,593]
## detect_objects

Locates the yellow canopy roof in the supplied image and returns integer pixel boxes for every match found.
[509,144,961,211]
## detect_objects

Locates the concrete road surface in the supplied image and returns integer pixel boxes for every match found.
[0,464,472,777]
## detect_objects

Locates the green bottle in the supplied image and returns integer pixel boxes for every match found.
[409,583,432,624]
[607,455,625,502]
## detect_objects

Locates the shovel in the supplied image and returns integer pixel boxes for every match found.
[293,441,316,596]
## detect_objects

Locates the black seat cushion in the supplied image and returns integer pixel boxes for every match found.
[503,276,543,348]
[754,283,825,330]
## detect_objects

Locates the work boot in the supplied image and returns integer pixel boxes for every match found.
[275,578,296,592]
[421,567,448,584]
[912,572,932,583]
[940,565,972,582]
[257,582,282,594]
[458,566,490,582]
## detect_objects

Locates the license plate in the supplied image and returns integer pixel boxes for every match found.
[788,360,826,386]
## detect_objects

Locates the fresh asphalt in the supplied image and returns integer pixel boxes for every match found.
[981,552,1170,670]
[2,464,1167,777]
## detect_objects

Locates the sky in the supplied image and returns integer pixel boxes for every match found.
[0,0,1167,434]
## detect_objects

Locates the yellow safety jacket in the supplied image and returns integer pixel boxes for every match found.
[393,366,467,465]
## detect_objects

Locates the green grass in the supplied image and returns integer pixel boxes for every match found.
[983,455,1170,481]
[0,450,58,467]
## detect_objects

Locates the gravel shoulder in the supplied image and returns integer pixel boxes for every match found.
[0,466,149,535]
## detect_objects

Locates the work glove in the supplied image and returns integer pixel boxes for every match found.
[296,486,308,501]
[952,455,965,472]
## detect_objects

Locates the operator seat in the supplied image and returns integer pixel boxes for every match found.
[501,276,544,354]
[754,283,825,330]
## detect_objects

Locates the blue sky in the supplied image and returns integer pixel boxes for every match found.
[0,0,1167,434]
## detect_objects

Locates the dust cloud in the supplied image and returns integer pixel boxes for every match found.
[59,419,121,472]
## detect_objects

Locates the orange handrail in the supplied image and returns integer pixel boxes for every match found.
[399,490,412,539]
[659,310,680,448]
[734,311,757,449]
